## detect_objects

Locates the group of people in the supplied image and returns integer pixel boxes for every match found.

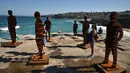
[73,12,123,68]
[7,10,123,68]
[73,16,98,56]
[7,10,51,58]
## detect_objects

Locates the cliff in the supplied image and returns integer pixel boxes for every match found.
[42,10,130,28]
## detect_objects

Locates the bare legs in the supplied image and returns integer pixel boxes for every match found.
[90,43,94,56]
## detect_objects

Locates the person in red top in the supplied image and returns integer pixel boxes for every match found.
[73,20,78,36]
[34,11,46,58]
[7,10,17,44]
[102,12,123,68]
[44,17,51,41]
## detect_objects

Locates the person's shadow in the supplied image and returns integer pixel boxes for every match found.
[0,57,12,63]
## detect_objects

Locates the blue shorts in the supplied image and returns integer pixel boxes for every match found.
[87,33,94,45]
[42,37,46,46]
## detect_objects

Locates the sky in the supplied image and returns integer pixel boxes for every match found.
[0,0,130,16]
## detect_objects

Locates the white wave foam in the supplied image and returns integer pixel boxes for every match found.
[96,25,106,34]
[96,25,130,38]
[123,31,130,38]
[79,24,130,38]
[64,20,74,23]
[0,26,20,31]
[80,18,92,21]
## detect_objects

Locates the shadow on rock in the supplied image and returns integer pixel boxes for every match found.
[51,55,93,59]
[91,56,104,64]
[0,57,12,63]
[0,58,44,73]
[6,51,34,56]
[32,59,99,73]
[47,45,78,49]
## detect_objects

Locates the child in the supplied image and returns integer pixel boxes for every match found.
[87,24,97,56]
[34,11,46,58]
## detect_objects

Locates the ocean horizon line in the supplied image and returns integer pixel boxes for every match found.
[0,10,129,17]
[0,15,34,17]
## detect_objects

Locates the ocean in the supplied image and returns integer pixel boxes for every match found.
[0,16,130,39]
[0,16,83,39]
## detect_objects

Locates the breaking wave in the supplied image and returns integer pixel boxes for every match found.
[0,26,20,31]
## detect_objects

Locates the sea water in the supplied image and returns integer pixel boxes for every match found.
[0,16,83,39]
[0,15,130,39]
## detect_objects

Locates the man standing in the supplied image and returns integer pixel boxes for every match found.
[98,27,103,34]
[44,17,51,41]
[73,20,78,36]
[8,10,17,44]
[102,12,123,68]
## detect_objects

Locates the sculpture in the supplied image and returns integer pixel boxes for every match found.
[34,11,46,58]
[102,12,123,68]
[7,10,17,44]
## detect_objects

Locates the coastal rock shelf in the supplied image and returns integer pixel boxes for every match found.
[1,42,23,47]
[0,34,130,73]
[26,54,49,65]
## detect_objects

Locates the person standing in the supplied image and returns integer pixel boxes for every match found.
[73,20,78,36]
[87,24,97,56]
[98,27,103,34]
[102,12,123,68]
[34,11,46,58]
[93,25,98,41]
[44,17,51,41]
[7,10,17,44]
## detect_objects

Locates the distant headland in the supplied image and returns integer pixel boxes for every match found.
[42,10,130,28]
